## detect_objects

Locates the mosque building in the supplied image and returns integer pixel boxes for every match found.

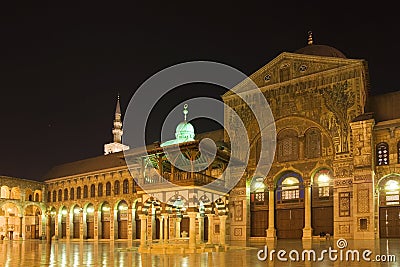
[1,32,400,245]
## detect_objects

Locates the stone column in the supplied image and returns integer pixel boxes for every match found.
[159,216,164,242]
[266,184,276,240]
[19,216,23,238]
[128,208,133,243]
[206,214,214,244]
[302,180,313,239]
[94,211,98,240]
[46,212,51,244]
[161,213,169,242]
[198,214,204,243]
[139,214,147,248]
[79,210,84,240]
[175,217,182,238]
[188,212,197,249]
[219,215,227,246]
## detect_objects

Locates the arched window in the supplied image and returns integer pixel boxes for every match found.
[35,193,39,202]
[106,182,111,196]
[132,179,137,193]
[305,128,321,159]
[58,189,62,201]
[47,191,51,202]
[83,185,88,198]
[377,142,389,166]
[98,183,103,197]
[77,187,81,199]
[64,189,68,200]
[397,141,400,163]
[114,180,120,195]
[28,194,33,201]
[52,190,56,202]
[70,188,74,200]
[90,184,95,197]
[314,169,332,198]
[281,177,300,200]
[123,179,129,194]
[277,129,299,162]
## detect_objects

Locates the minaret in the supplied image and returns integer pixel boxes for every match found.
[112,94,123,143]
[104,94,130,155]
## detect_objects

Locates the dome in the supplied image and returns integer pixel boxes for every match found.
[175,121,195,140]
[295,44,346,58]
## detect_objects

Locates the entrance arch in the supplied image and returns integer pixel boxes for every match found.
[312,168,334,236]
[85,203,95,239]
[100,202,111,239]
[116,200,128,239]
[23,204,42,239]
[378,175,400,238]
[275,172,304,239]
[59,206,68,238]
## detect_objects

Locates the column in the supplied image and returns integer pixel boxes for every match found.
[219,215,227,246]
[266,184,276,240]
[79,210,84,240]
[159,216,164,242]
[139,214,147,248]
[19,216,23,239]
[198,214,204,243]
[110,212,114,240]
[161,213,169,242]
[175,217,181,238]
[94,211,98,240]
[302,180,313,239]
[206,214,214,244]
[128,208,133,243]
[46,212,51,244]
[188,212,197,249]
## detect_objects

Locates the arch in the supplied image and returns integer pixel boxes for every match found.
[52,190,57,202]
[1,185,10,199]
[277,128,299,162]
[10,187,21,200]
[377,174,400,238]
[83,185,88,198]
[123,179,129,194]
[25,189,33,201]
[64,188,69,201]
[84,203,95,239]
[99,201,111,239]
[57,189,62,201]
[77,187,81,199]
[116,200,129,239]
[58,206,68,238]
[98,183,103,197]
[114,180,120,195]
[106,182,111,196]
[377,142,389,166]
[304,127,321,159]
[70,204,82,238]
[34,189,41,202]
[90,184,95,198]
[274,171,305,239]
[70,187,74,200]
[0,202,21,240]
[23,204,43,239]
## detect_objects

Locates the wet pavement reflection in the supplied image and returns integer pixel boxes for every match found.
[0,239,399,266]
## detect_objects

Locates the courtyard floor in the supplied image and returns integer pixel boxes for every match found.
[0,238,399,266]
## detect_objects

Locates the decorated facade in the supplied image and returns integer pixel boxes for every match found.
[1,33,400,245]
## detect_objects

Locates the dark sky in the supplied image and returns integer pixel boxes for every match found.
[0,2,399,180]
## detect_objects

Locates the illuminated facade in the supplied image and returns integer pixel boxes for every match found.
[1,33,400,244]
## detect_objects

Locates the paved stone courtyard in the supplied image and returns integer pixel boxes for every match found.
[0,239,398,266]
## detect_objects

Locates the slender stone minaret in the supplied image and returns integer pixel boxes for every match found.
[112,94,123,143]
[104,94,130,155]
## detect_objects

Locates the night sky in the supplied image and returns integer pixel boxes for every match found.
[1,2,399,180]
